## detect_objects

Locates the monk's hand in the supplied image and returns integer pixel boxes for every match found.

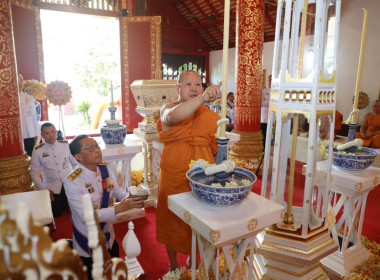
[203,81,222,103]
[362,133,373,140]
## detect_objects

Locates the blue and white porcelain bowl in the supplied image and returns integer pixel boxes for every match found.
[186,167,257,206]
[100,125,127,145]
[327,147,378,171]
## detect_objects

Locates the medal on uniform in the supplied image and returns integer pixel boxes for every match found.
[102,180,110,192]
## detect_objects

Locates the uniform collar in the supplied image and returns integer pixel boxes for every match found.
[47,142,57,148]
[78,163,98,177]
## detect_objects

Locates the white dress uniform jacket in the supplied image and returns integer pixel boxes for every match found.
[63,163,128,257]
[30,141,78,194]
[19,91,39,139]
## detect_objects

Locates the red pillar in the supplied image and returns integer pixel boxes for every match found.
[0,0,34,194]
[229,0,265,172]
[234,0,264,132]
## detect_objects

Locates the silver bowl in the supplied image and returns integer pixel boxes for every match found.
[327,147,378,171]
[186,167,257,206]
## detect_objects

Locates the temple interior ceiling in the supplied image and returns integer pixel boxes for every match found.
[168,0,278,50]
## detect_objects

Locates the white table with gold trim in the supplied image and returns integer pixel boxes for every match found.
[311,161,380,277]
[95,136,144,222]
[168,192,284,280]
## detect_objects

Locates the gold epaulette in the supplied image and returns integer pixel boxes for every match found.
[35,143,44,150]
[98,161,108,166]
[57,140,68,143]
[67,168,82,181]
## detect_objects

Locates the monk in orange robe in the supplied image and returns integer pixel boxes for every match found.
[357,100,380,148]
[156,70,221,272]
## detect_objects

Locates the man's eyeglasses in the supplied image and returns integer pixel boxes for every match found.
[81,144,100,152]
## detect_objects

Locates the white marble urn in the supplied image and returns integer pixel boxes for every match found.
[130,80,178,133]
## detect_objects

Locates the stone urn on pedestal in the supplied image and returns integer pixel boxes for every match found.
[130,79,178,206]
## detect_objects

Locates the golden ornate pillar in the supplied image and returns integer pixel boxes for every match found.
[0,0,34,195]
[229,0,265,174]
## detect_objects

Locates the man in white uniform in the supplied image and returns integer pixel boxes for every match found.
[18,74,40,156]
[30,123,77,217]
[64,135,144,279]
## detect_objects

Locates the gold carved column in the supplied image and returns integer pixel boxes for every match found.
[229,0,265,174]
[0,0,34,195]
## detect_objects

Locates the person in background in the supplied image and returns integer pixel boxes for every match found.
[18,74,40,156]
[319,111,343,140]
[357,100,380,148]
[64,135,144,280]
[226,92,235,132]
[261,75,272,149]
[156,70,221,272]
[35,100,42,121]
[30,122,77,217]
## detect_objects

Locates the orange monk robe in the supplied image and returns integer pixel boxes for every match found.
[357,114,380,148]
[156,106,219,255]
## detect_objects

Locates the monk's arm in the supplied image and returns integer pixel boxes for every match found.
[161,84,221,127]
[360,115,371,139]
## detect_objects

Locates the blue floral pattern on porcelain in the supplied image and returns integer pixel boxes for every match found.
[186,167,257,206]
[100,125,127,145]
[328,147,378,171]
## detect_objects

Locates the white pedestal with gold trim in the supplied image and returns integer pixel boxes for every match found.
[316,161,380,277]
[95,136,144,221]
[169,192,284,280]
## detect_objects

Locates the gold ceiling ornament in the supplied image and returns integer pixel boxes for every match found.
[352,91,370,110]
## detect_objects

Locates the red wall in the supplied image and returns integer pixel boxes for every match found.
[11,5,40,81]
[125,21,151,131]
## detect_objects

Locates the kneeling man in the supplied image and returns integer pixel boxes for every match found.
[64,135,144,279]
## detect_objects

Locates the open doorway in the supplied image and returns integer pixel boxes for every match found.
[40,9,121,137]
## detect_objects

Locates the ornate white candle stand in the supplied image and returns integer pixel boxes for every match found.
[315,161,380,277]
[256,0,342,278]
[131,79,178,207]
[168,192,284,280]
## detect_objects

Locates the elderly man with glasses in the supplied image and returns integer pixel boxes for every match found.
[63,134,144,279]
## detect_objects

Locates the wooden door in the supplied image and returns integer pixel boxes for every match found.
[120,16,162,132]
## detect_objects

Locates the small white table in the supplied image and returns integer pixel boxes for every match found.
[314,161,380,276]
[94,136,142,189]
[94,136,144,222]
[168,192,284,280]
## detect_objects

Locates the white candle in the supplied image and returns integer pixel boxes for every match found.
[111,81,114,105]
[220,0,231,138]
[352,8,368,124]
